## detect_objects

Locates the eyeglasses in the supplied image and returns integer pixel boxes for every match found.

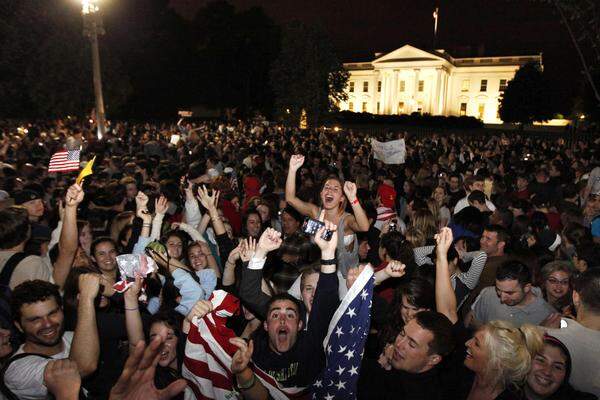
[547,278,570,286]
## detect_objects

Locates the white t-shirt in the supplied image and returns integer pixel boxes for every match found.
[4,331,74,400]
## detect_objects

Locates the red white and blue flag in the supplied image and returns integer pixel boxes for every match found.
[182,290,308,399]
[311,266,375,400]
[48,149,80,173]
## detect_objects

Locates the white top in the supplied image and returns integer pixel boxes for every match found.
[4,332,74,400]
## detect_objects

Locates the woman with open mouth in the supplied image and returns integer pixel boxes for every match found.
[285,154,370,280]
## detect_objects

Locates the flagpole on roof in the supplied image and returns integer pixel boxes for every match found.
[432,6,439,49]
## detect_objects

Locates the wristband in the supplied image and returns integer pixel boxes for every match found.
[142,223,151,227]
[124,307,139,311]
[237,372,256,390]
[351,198,360,206]
[321,258,337,265]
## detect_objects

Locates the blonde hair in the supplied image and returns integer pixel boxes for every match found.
[410,209,438,240]
[426,198,441,227]
[481,321,544,391]
[405,227,425,247]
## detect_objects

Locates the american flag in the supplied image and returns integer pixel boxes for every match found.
[48,149,80,173]
[183,290,307,400]
[311,266,374,400]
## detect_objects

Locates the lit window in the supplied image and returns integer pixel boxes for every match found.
[363,82,369,92]
[349,82,354,93]
[377,81,382,92]
[461,80,470,92]
[478,104,485,120]
[362,102,368,112]
[399,80,406,92]
[418,80,424,92]
[499,79,508,92]
[376,102,380,114]
[398,102,405,114]
[480,79,488,92]
[349,102,354,111]
[460,102,467,116]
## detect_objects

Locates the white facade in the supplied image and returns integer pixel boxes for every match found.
[340,44,542,124]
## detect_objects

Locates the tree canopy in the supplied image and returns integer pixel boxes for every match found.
[499,62,554,125]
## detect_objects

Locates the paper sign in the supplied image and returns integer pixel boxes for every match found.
[371,139,406,164]
[170,134,181,145]
[178,110,193,117]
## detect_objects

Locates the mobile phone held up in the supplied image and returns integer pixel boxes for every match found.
[302,217,334,241]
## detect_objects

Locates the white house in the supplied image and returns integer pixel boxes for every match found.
[340,44,542,124]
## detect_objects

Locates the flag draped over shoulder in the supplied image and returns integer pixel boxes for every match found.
[311,266,375,400]
[183,290,309,400]
[48,149,80,173]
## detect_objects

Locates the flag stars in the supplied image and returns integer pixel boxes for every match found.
[360,290,368,300]
[335,326,344,337]
[324,393,335,400]
[346,307,356,318]
[327,345,332,355]
[335,380,347,391]
[350,325,355,334]
[338,345,347,353]
[314,380,323,388]
[344,349,355,360]
[348,365,359,376]
[336,365,345,375]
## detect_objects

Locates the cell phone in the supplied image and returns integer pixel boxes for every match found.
[302,218,333,241]
[389,219,397,232]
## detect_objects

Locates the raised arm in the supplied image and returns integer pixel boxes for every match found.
[230,338,268,400]
[150,195,168,241]
[197,186,226,236]
[53,184,84,289]
[343,182,370,232]
[70,274,100,377]
[124,276,145,351]
[285,155,319,217]
[434,228,458,324]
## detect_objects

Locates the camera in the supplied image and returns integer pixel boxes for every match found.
[302,217,334,241]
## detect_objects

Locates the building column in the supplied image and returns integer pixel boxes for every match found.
[412,68,420,113]
[391,70,399,114]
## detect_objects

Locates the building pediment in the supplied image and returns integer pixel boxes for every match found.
[372,45,449,65]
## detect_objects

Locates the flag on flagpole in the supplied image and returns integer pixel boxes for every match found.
[182,290,309,400]
[76,156,96,185]
[311,265,375,400]
[48,149,80,173]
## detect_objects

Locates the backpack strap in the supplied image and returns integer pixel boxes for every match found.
[0,352,52,400]
[0,253,28,287]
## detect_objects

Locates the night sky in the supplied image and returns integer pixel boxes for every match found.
[171,0,581,114]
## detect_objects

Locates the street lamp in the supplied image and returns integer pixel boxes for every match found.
[82,0,106,140]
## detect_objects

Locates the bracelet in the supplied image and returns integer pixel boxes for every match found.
[124,307,139,311]
[351,198,360,206]
[237,372,256,390]
[142,223,151,227]
[321,258,337,265]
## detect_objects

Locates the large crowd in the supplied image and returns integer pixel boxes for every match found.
[0,117,599,400]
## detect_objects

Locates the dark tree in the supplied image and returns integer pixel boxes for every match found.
[191,1,280,116]
[499,62,554,126]
[270,21,349,127]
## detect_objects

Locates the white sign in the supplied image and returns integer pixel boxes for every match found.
[371,138,406,164]
[178,110,193,117]
[170,134,181,145]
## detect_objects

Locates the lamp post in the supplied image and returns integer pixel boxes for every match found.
[82,0,106,140]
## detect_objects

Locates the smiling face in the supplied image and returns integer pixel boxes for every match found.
[17,298,64,348]
[464,329,490,374]
[150,321,178,369]
[188,244,208,271]
[320,179,344,211]
[390,319,436,373]
[166,235,183,260]
[92,240,118,273]
[264,299,302,354]
[526,344,567,398]
[544,271,570,303]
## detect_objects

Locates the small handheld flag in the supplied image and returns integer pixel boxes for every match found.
[76,156,96,185]
[48,149,80,173]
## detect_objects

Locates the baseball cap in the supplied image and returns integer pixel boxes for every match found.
[13,190,42,205]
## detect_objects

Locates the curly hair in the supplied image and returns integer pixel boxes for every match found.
[11,280,62,323]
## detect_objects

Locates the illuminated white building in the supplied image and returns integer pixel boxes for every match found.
[340,44,542,124]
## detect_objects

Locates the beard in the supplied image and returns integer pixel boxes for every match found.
[27,324,65,347]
